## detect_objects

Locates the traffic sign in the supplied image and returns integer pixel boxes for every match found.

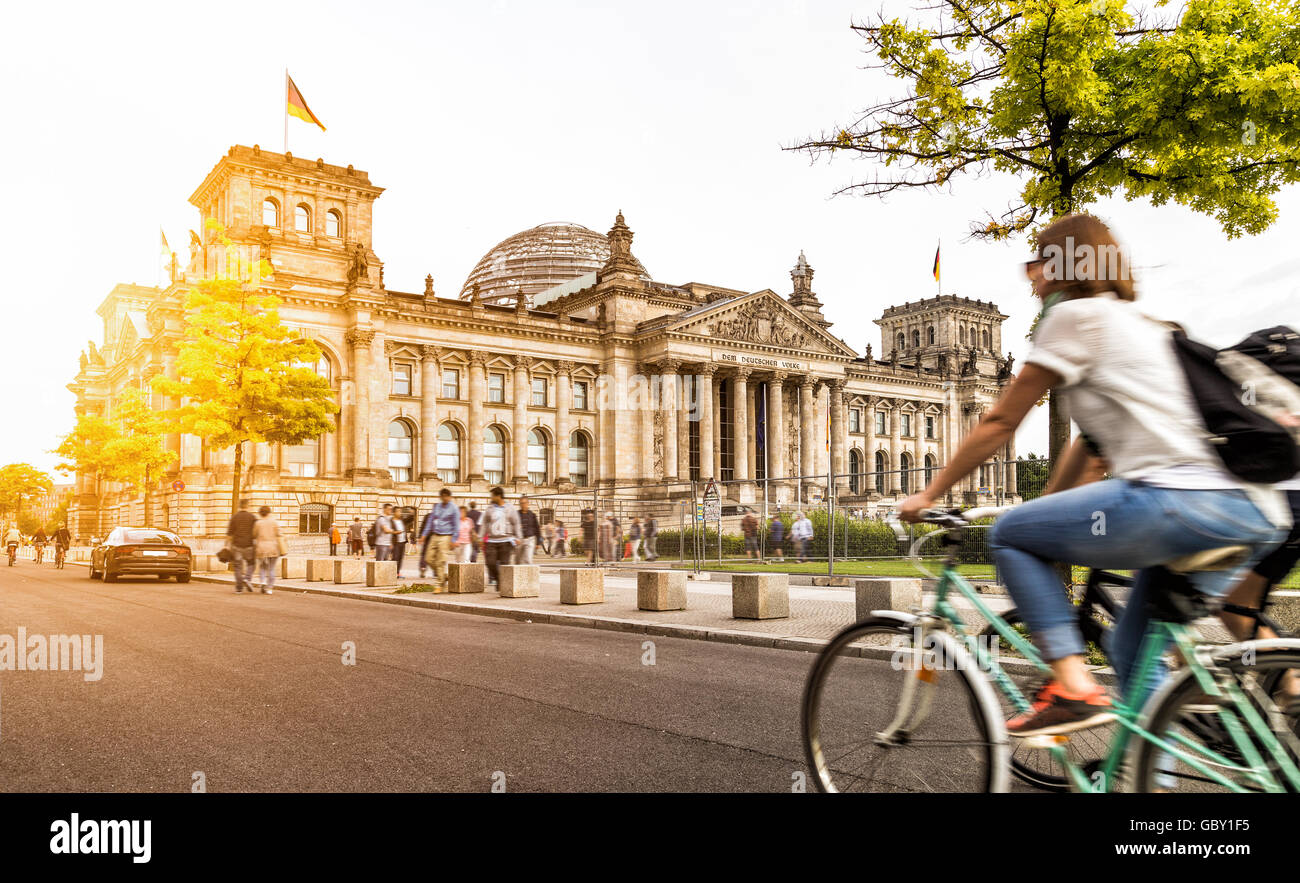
[702,480,721,521]
[171,480,186,493]
[695,503,706,522]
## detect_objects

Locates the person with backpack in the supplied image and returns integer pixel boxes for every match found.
[644,516,658,561]
[476,487,521,586]
[900,213,1289,738]
[372,504,396,561]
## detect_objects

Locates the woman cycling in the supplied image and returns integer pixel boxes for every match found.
[900,213,1289,738]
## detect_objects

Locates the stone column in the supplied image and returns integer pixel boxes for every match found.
[732,367,750,481]
[512,354,530,485]
[889,399,903,494]
[658,359,679,481]
[862,394,877,494]
[829,380,847,494]
[555,360,573,484]
[346,328,375,480]
[419,345,441,480]
[799,376,815,484]
[747,381,757,481]
[677,371,691,481]
[467,352,487,483]
[698,364,716,480]
[768,373,786,481]
[640,362,657,483]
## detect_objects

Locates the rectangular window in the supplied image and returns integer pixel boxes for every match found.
[442,368,460,399]
[484,435,505,486]
[436,434,460,484]
[284,438,319,477]
[875,411,886,435]
[531,377,548,407]
[572,380,588,410]
[527,436,547,485]
[925,416,935,439]
[488,372,505,403]
[392,362,412,396]
[718,380,733,482]
[902,414,912,437]
[849,409,861,433]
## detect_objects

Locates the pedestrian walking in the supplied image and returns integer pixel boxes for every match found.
[518,497,541,564]
[477,487,521,586]
[790,511,814,563]
[347,517,365,558]
[226,498,257,594]
[644,515,658,561]
[610,514,623,561]
[629,517,643,561]
[329,524,341,557]
[598,512,614,562]
[582,509,597,564]
[455,506,475,563]
[553,520,568,557]
[541,519,555,556]
[741,511,759,559]
[466,502,483,562]
[768,514,785,560]
[373,504,396,562]
[252,505,283,595]
[421,488,458,588]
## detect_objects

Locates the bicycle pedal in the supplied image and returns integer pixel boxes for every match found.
[1021,733,1070,750]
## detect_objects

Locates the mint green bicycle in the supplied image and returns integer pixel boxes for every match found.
[801,507,1300,793]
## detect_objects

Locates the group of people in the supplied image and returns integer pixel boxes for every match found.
[3,522,72,565]
[740,511,815,563]
[581,511,658,564]
[224,499,285,594]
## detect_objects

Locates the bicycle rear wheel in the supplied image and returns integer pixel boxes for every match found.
[802,616,1007,793]
[1132,646,1300,793]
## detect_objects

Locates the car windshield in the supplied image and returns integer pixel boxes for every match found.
[121,530,181,545]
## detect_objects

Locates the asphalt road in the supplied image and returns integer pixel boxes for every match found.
[0,560,1000,792]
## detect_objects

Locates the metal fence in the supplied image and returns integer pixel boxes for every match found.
[521,457,1052,575]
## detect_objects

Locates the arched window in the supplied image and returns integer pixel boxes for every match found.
[325,209,341,238]
[527,429,548,485]
[295,204,311,233]
[924,454,937,485]
[285,436,320,477]
[874,450,886,495]
[900,452,913,495]
[569,431,589,487]
[388,420,413,482]
[897,332,906,351]
[927,325,936,345]
[436,423,461,483]
[912,330,921,348]
[959,326,966,344]
[262,198,280,227]
[849,449,862,495]
[484,425,506,485]
[299,503,331,535]
[982,328,991,349]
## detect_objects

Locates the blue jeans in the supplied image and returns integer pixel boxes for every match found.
[990,480,1283,706]
[232,546,256,590]
[257,556,279,589]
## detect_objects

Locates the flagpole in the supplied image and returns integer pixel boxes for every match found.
[283,68,289,154]
[936,239,941,297]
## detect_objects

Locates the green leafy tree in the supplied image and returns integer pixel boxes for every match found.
[54,411,120,534]
[152,222,338,519]
[0,463,54,524]
[792,0,1300,461]
[102,387,177,527]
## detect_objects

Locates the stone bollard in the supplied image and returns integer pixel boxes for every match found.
[637,570,687,611]
[191,553,212,572]
[366,560,399,587]
[209,556,232,572]
[560,568,604,604]
[305,558,335,581]
[333,558,365,584]
[732,573,790,620]
[279,556,307,580]
[498,564,540,598]
[854,577,923,621]
[448,562,486,594]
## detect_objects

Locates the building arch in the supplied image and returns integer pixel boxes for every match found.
[527,426,550,485]
[848,447,863,495]
[295,203,312,233]
[387,418,416,482]
[436,421,463,483]
[262,197,280,228]
[568,429,592,487]
[873,449,887,495]
[483,423,509,485]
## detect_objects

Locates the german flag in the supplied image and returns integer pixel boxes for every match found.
[932,243,941,282]
[287,74,326,132]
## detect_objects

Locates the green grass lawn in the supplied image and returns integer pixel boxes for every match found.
[672,559,997,579]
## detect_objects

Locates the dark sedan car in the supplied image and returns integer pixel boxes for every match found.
[89,527,192,583]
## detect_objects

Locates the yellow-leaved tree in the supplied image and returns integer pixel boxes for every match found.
[152,222,338,519]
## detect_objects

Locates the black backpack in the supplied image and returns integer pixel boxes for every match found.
[1171,325,1300,483]
[366,522,378,548]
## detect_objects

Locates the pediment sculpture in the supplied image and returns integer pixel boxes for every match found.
[711,301,816,351]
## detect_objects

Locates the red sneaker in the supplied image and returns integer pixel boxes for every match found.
[1007,680,1115,737]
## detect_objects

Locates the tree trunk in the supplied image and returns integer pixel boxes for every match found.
[229,442,244,523]
[143,465,153,527]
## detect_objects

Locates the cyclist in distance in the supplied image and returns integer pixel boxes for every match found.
[31,526,48,563]
[53,522,72,567]
[900,214,1289,738]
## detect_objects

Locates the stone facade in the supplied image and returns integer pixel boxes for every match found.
[66,146,1016,541]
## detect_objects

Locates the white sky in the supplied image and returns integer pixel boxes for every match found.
[2,0,1296,475]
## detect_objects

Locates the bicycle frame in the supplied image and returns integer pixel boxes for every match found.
[929,559,1300,793]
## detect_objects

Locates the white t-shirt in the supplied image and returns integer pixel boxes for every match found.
[1026,293,1290,527]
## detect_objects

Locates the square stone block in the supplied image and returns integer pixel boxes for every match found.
[209,556,232,572]
[855,578,922,620]
[333,558,365,584]
[366,560,398,587]
[732,573,789,620]
[498,565,540,598]
[279,556,307,580]
[191,553,212,572]
[560,568,604,604]
[305,558,335,581]
[448,562,485,594]
[637,570,687,611]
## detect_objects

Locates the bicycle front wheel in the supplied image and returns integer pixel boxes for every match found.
[802,616,1008,793]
